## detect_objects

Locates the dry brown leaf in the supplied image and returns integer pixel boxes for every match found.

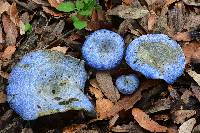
[88,86,104,99]
[147,98,171,113]
[181,90,193,104]
[96,98,114,119]
[191,84,200,102]
[173,110,196,124]
[50,46,68,54]
[109,114,119,128]
[183,0,200,6]
[0,25,5,44]
[96,72,120,102]
[42,6,63,17]
[89,79,100,89]
[153,114,169,121]
[148,10,157,31]
[0,91,7,104]
[122,0,133,5]
[2,14,18,45]
[107,5,149,19]
[8,2,20,26]
[111,122,145,133]
[187,69,200,86]
[0,71,9,79]
[183,42,200,64]
[63,124,86,133]
[178,118,196,133]
[21,128,33,133]
[132,108,168,132]
[32,0,50,6]
[173,32,191,42]
[86,21,112,31]
[2,45,16,60]
[48,0,62,8]
[192,47,200,64]
[0,1,10,15]
[102,80,161,119]
[184,14,200,31]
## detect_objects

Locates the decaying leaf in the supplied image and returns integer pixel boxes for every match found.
[173,32,192,42]
[178,118,196,133]
[50,46,68,54]
[0,71,9,79]
[48,0,62,8]
[96,72,120,102]
[111,121,145,133]
[192,47,200,64]
[184,14,200,31]
[21,128,33,133]
[102,80,161,119]
[0,91,7,104]
[147,98,171,113]
[96,98,114,119]
[132,108,168,132]
[88,86,104,99]
[183,0,200,6]
[8,2,20,26]
[2,15,18,45]
[193,124,200,133]
[191,84,200,102]
[181,90,193,104]
[173,110,196,124]
[109,114,119,128]
[63,124,86,133]
[122,0,133,5]
[183,42,200,64]
[107,5,149,19]
[148,10,157,31]
[42,6,63,17]
[187,69,200,86]
[153,114,169,121]
[0,1,10,15]
[1,45,16,60]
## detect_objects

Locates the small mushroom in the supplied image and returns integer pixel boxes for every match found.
[115,74,140,95]
[125,34,185,84]
[82,29,125,70]
[7,50,95,120]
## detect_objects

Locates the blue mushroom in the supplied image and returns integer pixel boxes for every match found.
[115,74,139,95]
[7,50,95,120]
[82,29,125,70]
[125,34,185,84]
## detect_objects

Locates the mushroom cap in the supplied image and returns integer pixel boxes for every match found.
[7,50,95,120]
[115,74,139,95]
[82,29,125,70]
[125,34,185,84]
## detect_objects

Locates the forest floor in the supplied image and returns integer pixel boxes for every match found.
[0,0,200,133]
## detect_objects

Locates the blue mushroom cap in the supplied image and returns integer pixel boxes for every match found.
[125,34,185,84]
[7,50,95,120]
[115,74,139,95]
[82,29,125,70]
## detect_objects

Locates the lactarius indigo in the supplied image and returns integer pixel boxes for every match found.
[125,34,185,84]
[7,50,95,120]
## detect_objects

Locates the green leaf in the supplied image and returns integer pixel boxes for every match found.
[73,20,87,30]
[78,0,96,16]
[23,23,32,32]
[71,16,79,22]
[76,0,84,11]
[56,2,75,12]
[95,4,102,10]
[78,9,93,16]
[83,0,89,3]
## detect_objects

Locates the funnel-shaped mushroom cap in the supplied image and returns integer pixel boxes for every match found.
[115,74,139,95]
[7,50,95,120]
[82,29,125,70]
[125,34,185,84]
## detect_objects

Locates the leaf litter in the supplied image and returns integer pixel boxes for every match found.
[0,0,200,132]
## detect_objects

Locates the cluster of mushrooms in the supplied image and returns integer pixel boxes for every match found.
[6,29,185,120]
